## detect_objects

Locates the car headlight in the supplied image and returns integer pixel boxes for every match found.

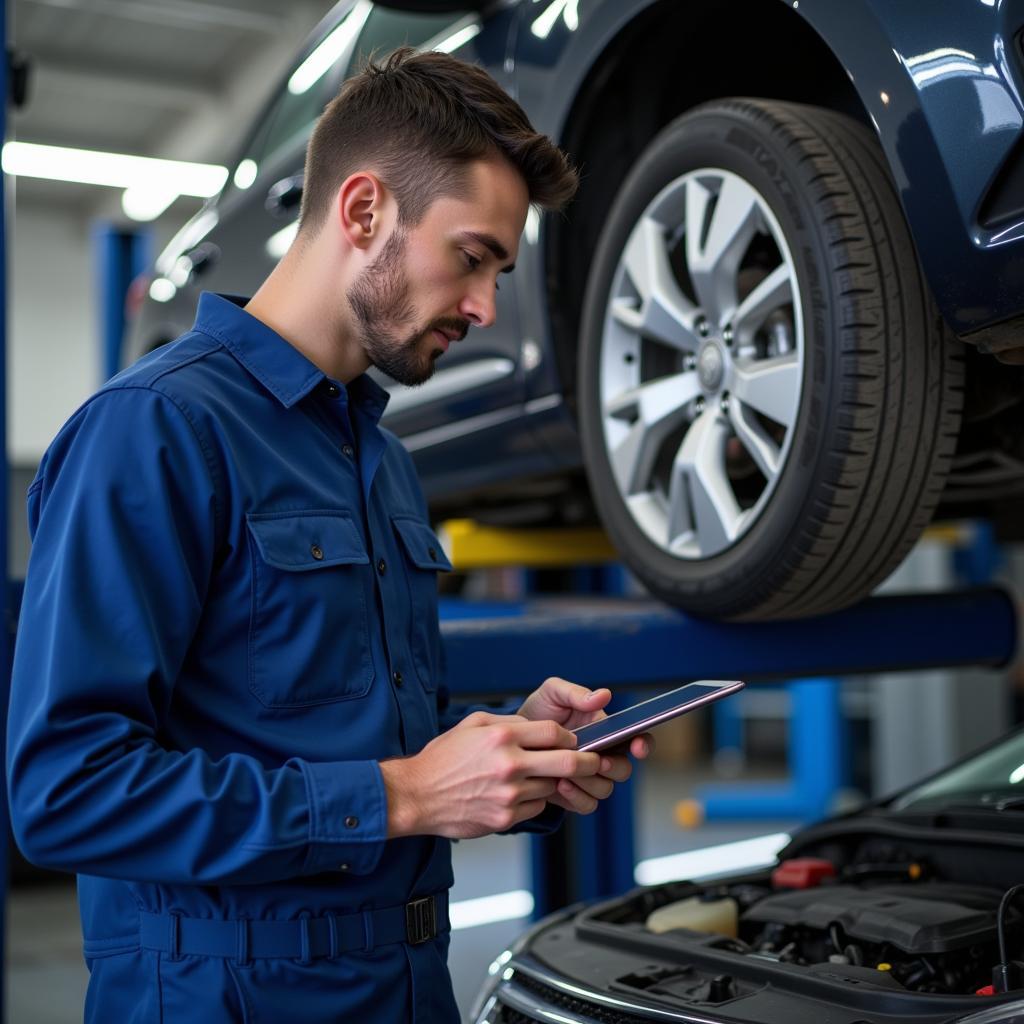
[467,948,514,1022]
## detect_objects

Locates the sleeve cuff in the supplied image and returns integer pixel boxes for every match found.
[298,759,387,875]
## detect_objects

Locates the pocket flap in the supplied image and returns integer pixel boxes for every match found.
[247,511,368,571]
[392,516,453,571]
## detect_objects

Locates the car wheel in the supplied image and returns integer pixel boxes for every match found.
[577,99,964,620]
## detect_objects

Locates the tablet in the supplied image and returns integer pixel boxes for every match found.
[572,680,745,752]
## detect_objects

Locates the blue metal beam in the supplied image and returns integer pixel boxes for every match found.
[441,588,1017,696]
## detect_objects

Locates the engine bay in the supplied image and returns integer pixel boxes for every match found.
[569,834,1024,1005]
[660,876,1010,996]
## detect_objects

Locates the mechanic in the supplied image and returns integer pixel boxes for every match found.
[6,47,652,1023]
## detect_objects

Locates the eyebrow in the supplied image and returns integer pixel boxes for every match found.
[461,231,516,274]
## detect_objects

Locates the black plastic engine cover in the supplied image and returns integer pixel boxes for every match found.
[742,883,1004,954]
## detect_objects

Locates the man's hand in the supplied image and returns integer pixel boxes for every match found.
[517,677,654,815]
[380,712,602,839]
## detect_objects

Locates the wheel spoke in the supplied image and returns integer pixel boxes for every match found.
[606,371,701,493]
[668,410,741,555]
[729,398,781,481]
[732,353,801,429]
[732,264,793,342]
[621,217,700,351]
[686,175,760,324]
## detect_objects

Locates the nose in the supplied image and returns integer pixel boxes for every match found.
[458,283,497,330]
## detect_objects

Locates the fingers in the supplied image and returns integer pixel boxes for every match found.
[509,718,579,750]
[518,778,558,802]
[630,733,655,759]
[550,781,600,815]
[541,677,611,713]
[597,753,633,783]
[523,747,602,779]
[561,773,615,802]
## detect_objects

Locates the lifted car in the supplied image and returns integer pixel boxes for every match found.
[127,0,1024,620]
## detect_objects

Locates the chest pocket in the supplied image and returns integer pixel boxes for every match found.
[391,516,452,692]
[246,510,373,708]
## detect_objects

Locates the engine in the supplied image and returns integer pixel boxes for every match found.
[641,861,1019,996]
[738,881,1004,993]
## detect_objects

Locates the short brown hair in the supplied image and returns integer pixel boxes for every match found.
[298,46,578,235]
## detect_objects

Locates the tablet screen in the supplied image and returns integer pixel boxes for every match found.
[573,681,743,751]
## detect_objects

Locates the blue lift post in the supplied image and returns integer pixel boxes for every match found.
[93,225,151,380]
[441,588,1018,917]
[693,677,848,823]
[1,8,10,1019]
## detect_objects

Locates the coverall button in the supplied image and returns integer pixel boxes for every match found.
[344,815,359,829]
[311,544,324,560]
[341,444,354,458]
[339,863,350,872]
[427,546,437,560]
[377,559,386,575]
[393,670,403,687]
[324,383,340,398]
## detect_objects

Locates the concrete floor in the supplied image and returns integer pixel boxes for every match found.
[5,762,798,1023]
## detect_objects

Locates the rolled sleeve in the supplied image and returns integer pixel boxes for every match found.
[298,759,387,875]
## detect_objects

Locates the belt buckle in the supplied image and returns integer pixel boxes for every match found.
[405,896,437,945]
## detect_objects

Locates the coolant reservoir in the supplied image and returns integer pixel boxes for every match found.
[645,895,738,937]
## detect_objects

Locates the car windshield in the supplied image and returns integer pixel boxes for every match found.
[889,728,1024,812]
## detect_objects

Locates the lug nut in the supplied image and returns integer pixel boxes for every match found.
[697,318,709,337]
[685,355,697,371]
[694,397,705,415]
[721,394,730,413]
[723,326,734,344]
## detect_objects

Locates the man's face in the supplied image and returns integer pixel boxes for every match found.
[347,157,530,387]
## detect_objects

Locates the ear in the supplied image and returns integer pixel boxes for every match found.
[336,172,385,252]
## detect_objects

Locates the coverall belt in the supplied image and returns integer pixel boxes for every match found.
[138,892,449,961]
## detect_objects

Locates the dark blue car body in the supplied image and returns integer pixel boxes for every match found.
[127,0,1024,527]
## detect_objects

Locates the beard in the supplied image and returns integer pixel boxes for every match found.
[347,227,467,387]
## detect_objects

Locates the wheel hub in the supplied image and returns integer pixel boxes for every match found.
[697,340,726,393]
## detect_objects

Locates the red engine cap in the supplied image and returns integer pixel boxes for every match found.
[771,857,837,889]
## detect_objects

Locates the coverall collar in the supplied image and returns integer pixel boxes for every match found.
[193,292,390,422]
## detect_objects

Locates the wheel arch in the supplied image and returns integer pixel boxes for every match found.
[542,0,874,408]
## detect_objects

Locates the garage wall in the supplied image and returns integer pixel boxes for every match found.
[9,202,99,468]
[6,200,191,575]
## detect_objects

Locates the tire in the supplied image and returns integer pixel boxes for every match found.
[577,99,964,621]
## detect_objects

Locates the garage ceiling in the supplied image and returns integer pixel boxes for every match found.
[9,0,341,220]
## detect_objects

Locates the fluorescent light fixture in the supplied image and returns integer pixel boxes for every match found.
[450,889,534,930]
[233,158,258,190]
[149,277,177,303]
[634,832,790,886]
[288,0,371,96]
[266,221,299,260]
[156,209,219,276]
[121,185,179,222]
[1010,763,1024,785]
[2,141,226,197]
[431,22,481,54]
[531,0,579,39]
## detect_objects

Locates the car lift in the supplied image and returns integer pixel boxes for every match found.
[438,521,1018,918]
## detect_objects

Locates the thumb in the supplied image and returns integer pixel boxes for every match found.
[570,685,611,711]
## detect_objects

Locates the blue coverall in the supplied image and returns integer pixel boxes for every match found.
[6,293,551,1022]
